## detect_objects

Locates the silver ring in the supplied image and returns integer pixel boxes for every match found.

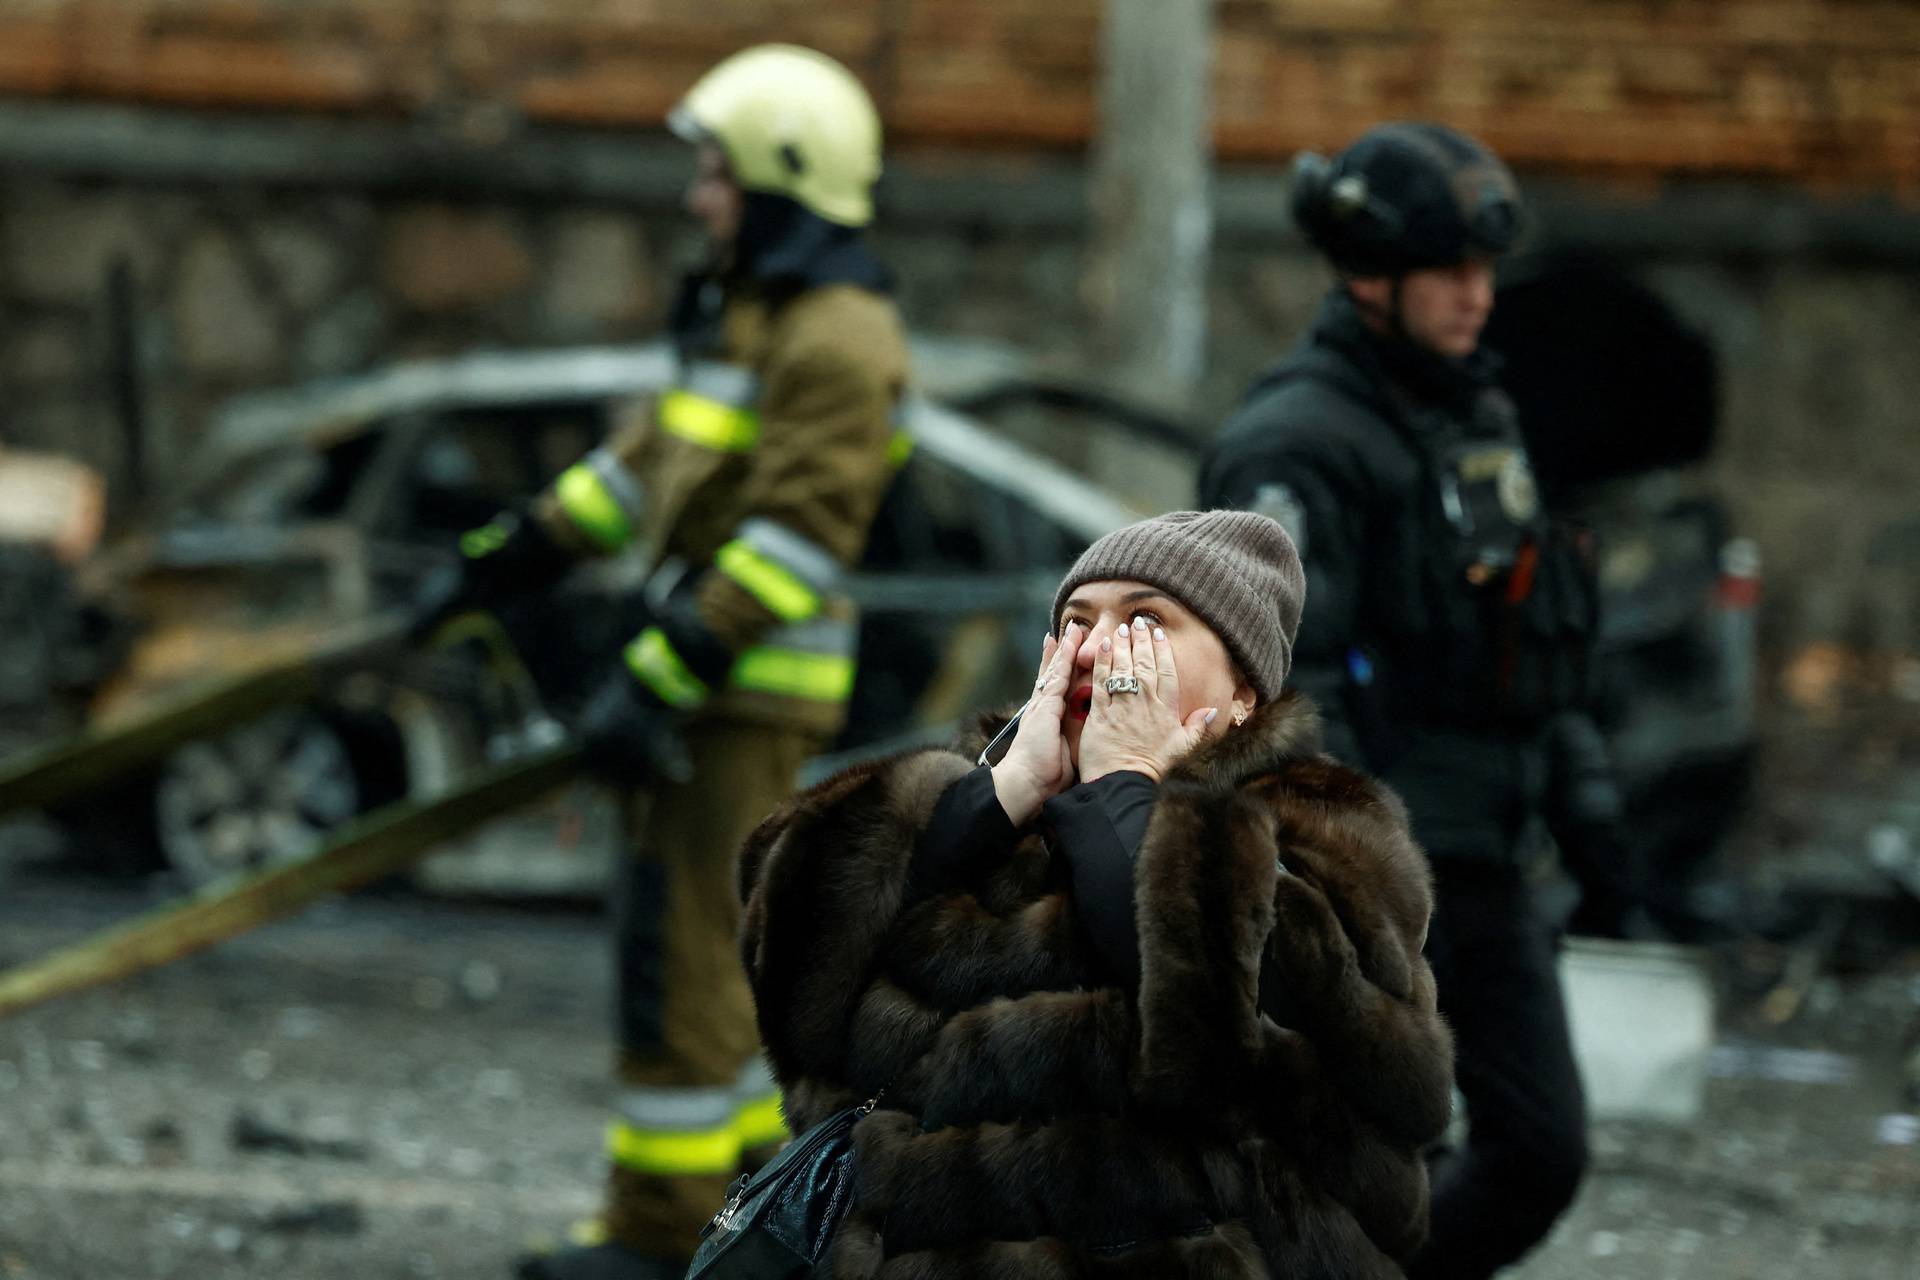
[1104,675,1142,695]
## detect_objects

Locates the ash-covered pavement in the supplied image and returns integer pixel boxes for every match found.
[1,864,1917,1280]
[0,871,613,1280]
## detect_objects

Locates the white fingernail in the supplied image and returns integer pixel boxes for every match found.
[1204,708,1219,725]
[1100,637,1112,653]
[1153,627,1165,641]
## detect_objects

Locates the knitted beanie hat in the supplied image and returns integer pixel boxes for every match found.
[1051,510,1306,701]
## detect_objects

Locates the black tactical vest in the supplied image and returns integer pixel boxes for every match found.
[1280,345,1600,730]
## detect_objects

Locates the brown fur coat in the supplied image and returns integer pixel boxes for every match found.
[737,693,1452,1278]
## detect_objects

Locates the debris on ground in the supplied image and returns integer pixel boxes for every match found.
[228,1104,370,1161]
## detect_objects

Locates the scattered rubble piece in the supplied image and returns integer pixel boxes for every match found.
[1707,1044,1860,1085]
[275,1006,326,1040]
[1760,904,1848,1025]
[110,1010,160,1062]
[66,1040,107,1071]
[140,1116,186,1165]
[260,1200,364,1235]
[446,1146,487,1177]
[459,960,502,1004]
[1874,1114,1919,1145]
[412,977,452,1011]
[474,1067,520,1101]
[229,1106,370,1161]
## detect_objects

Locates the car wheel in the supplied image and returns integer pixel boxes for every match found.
[152,707,400,887]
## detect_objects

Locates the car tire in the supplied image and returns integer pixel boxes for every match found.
[145,706,408,888]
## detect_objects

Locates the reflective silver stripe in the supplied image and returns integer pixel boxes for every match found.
[735,518,844,596]
[618,1083,739,1133]
[643,557,691,614]
[733,1056,779,1098]
[760,616,859,657]
[678,360,760,408]
[584,447,649,529]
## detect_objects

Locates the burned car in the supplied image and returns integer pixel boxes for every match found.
[33,343,1140,890]
[0,449,118,760]
[1483,257,1760,929]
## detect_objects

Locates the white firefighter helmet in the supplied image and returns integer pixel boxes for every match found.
[668,44,883,228]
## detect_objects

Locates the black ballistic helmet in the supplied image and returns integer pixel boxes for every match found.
[1291,122,1523,276]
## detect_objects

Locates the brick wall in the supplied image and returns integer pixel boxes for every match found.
[1,1,1916,192]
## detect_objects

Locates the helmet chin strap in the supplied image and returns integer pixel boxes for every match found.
[1385,276,1412,344]
[1347,276,1414,346]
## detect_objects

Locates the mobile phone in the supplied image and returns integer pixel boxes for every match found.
[976,704,1027,768]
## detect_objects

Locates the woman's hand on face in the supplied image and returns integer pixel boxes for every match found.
[990,623,1084,826]
[1077,616,1225,785]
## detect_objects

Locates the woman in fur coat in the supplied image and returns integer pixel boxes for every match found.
[737,510,1453,1278]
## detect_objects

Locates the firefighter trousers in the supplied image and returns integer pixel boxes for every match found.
[602,717,824,1260]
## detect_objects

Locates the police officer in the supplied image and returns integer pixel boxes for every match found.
[1198,123,1617,1279]
[420,45,909,1280]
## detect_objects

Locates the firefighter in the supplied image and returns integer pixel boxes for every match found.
[1198,123,1626,1278]
[419,45,909,1280]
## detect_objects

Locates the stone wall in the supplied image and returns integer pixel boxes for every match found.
[0,178,674,496]
[2,120,1918,675]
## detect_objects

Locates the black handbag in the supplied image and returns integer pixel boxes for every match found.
[684,1091,881,1278]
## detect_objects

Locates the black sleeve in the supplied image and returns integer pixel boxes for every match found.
[1205,431,1371,766]
[1044,771,1160,989]
[1543,709,1638,923]
[902,766,1021,907]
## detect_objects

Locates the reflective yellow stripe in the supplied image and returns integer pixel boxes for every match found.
[459,522,510,559]
[887,430,915,468]
[730,647,856,703]
[659,389,760,452]
[606,1120,738,1176]
[623,627,710,708]
[733,1094,789,1150]
[715,539,822,622]
[555,464,633,551]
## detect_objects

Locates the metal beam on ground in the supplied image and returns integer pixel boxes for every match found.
[0,743,582,1020]
[0,613,414,821]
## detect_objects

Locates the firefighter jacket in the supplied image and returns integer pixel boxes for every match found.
[1198,289,1604,862]
[533,273,909,736]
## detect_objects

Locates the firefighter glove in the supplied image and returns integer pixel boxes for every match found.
[410,510,570,640]
[577,665,694,785]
